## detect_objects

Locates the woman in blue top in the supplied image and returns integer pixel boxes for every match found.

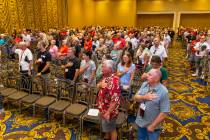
[117,51,135,93]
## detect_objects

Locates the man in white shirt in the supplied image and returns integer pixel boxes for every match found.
[192,35,209,76]
[22,30,31,45]
[150,37,168,63]
[12,41,33,76]
[92,36,99,52]
[163,31,171,54]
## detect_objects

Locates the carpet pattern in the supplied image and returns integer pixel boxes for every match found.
[0,42,210,140]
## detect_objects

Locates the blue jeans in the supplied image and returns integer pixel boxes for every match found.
[137,127,161,140]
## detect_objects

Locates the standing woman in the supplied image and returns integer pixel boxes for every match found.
[48,39,58,61]
[79,51,96,86]
[117,52,135,96]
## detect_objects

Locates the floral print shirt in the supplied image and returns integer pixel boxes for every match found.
[97,74,121,119]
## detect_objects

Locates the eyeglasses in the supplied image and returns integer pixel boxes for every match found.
[153,49,157,54]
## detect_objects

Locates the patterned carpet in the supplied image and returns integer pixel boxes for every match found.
[0,41,210,140]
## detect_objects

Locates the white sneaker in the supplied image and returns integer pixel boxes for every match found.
[0,108,4,114]
[192,73,198,77]
[185,55,188,59]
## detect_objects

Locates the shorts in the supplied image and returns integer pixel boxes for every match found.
[101,118,116,133]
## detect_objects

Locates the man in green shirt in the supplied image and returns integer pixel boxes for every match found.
[141,55,168,87]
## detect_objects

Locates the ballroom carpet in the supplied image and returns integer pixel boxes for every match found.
[0,41,210,140]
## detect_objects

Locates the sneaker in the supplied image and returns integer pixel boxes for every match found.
[185,55,189,59]
[200,75,205,79]
[0,108,4,113]
[192,73,198,77]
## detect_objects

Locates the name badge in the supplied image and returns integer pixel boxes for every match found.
[65,69,68,72]
[139,103,146,117]
[140,103,146,110]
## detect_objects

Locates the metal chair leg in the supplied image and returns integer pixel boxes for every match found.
[19,102,22,114]
[63,112,66,125]
[33,104,35,117]
[47,109,50,120]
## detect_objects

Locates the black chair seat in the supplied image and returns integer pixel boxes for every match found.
[83,113,100,123]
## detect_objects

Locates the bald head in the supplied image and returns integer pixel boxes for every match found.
[147,69,162,84]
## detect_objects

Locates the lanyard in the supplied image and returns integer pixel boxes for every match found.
[20,50,25,62]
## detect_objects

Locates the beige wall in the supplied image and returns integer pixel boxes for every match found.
[137,0,210,29]
[68,0,136,27]
[180,14,210,29]
[137,0,210,12]
[137,14,174,28]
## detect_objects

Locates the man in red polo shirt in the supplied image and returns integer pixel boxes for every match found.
[112,33,125,50]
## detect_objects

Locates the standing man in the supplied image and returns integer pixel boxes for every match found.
[35,41,51,76]
[61,47,80,81]
[135,69,170,140]
[12,41,33,76]
[97,60,121,140]
[12,41,33,90]
[141,55,168,87]
[150,37,168,63]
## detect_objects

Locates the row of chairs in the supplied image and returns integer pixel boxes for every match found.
[0,73,128,138]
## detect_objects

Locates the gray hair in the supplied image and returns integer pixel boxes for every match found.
[103,60,114,71]
[18,41,27,47]
[150,69,162,80]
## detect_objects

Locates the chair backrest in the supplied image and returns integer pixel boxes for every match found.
[0,61,8,87]
[31,76,45,95]
[89,87,99,107]
[6,72,20,89]
[75,82,91,105]
[49,64,57,77]
[58,79,75,102]
[19,74,31,93]
[44,76,59,98]
[56,66,64,79]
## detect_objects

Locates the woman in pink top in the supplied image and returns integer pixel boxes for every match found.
[49,39,58,60]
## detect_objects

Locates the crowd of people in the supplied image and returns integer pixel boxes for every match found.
[178,27,210,79]
[0,26,175,140]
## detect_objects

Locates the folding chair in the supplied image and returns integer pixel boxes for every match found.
[63,82,91,133]
[19,76,45,113]
[81,87,101,136]
[33,76,58,119]
[48,79,75,120]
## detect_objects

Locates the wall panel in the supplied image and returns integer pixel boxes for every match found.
[137,0,210,12]
[137,14,174,28]
[180,14,210,29]
[0,0,10,32]
[68,0,136,27]
[0,0,66,33]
